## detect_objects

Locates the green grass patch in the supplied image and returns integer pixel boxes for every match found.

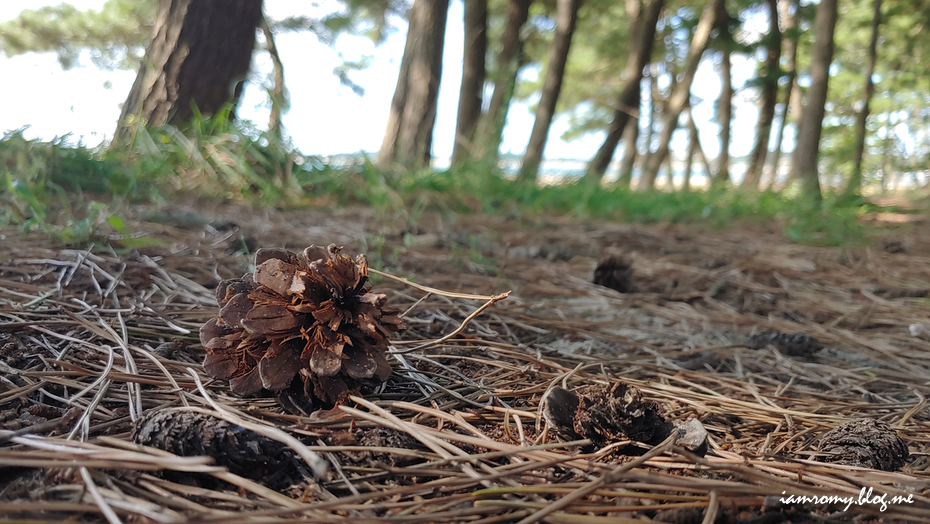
[0,117,896,248]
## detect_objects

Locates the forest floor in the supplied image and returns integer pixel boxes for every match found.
[1,201,930,523]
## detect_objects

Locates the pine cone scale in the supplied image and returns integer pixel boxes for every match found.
[219,293,253,328]
[259,339,302,390]
[254,258,300,297]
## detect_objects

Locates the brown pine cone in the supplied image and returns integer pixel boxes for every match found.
[200,244,404,406]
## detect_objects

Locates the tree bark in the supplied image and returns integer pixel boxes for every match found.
[767,0,798,189]
[683,104,713,187]
[114,0,262,143]
[683,111,696,191]
[475,0,532,164]
[516,0,582,183]
[743,0,781,189]
[585,0,664,181]
[715,44,732,187]
[788,0,838,201]
[638,0,721,191]
[378,6,419,169]
[452,0,488,164]
[260,17,286,138]
[617,115,639,187]
[378,0,450,171]
[843,0,882,197]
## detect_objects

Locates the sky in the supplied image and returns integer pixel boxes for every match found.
[0,1,782,164]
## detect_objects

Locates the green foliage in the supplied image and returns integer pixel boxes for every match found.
[301,162,873,247]
[0,111,331,244]
[0,119,883,249]
[117,106,315,202]
[0,130,130,245]
[271,0,410,45]
[0,0,155,69]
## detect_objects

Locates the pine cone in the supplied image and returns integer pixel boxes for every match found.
[200,245,404,406]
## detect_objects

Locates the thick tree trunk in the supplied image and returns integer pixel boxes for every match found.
[638,0,721,191]
[585,0,664,181]
[475,0,532,164]
[743,0,781,189]
[114,0,262,143]
[788,0,837,201]
[768,0,798,189]
[378,0,450,171]
[715,44,732,187]
[516,0,582,183]
[451,0,488,164]
[843,0,882,197]
[617,115,639,187]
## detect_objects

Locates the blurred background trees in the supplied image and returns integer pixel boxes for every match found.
[2,0,930,213]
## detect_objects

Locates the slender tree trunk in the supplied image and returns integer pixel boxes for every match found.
[475,0,532,164]
[788,0,837,201]
[713,1,734,187]
[378,8,419,168]
[260,17,286,138]
[768,0,799,189]
[685,105,713,186]
[516,0,582,183]
[683,111,696,191]
[715,45,732,187]
[585,0,664,181]
[638,0,721,191]
[452,0,488,164]
[636,66,657,189]
[843,0,882,197]
[115,0,262,143]
[617,115,639,187]
[378,0,450,171]
[744,0,781,189]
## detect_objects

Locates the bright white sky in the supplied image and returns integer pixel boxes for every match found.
[0,1,780,163]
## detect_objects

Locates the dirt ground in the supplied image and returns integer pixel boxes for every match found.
[1,201,929,522]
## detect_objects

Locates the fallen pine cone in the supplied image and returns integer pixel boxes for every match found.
[131,409,297,483]
[199,245,405,407]
[542,382,707,456]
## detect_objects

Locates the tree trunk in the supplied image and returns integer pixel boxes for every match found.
[638,0,721,191]
[636,66,657,189]
[617,115,639,187]
[743,0,781,189]
[788,0,837,201]
[378,0,450,171]
[260,17,286,138]
[452,0,488,164]
[767,0,799,189]
[843,0,881,197]
[475,0,532,164]
[715,44,732,187]
[516,0,582,183]
[114,0,262,143]
[585,0,664,181]
[683,111,696,191]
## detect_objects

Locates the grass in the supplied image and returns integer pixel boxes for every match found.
[0,116,902,247]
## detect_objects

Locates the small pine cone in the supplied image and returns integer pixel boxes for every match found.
[200,244,405,407]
